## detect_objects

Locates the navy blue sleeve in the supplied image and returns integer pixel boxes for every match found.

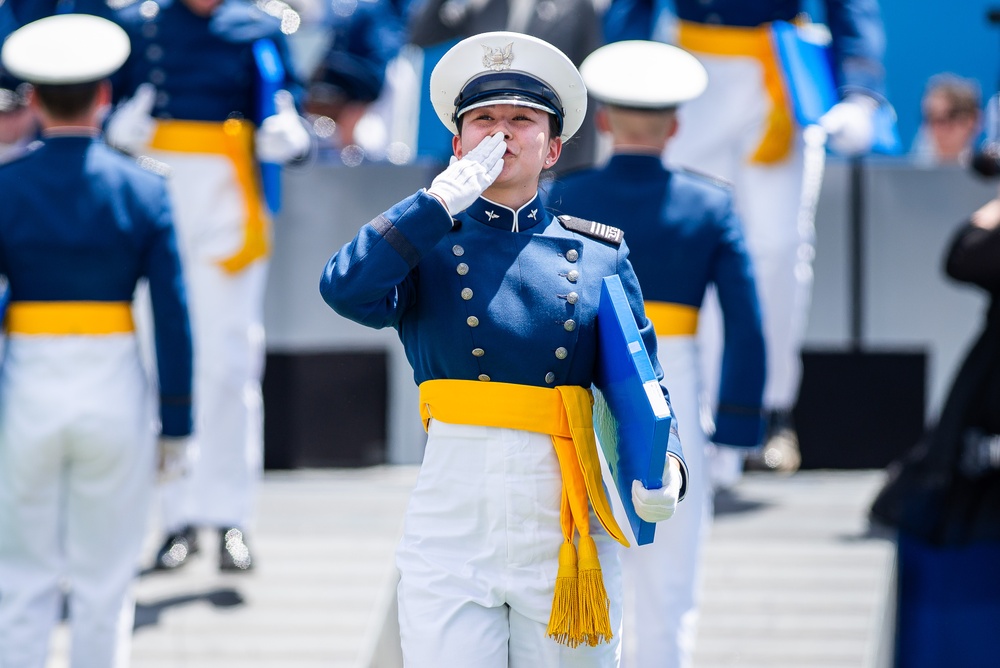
[824,0,886,97]
[603,0,657,42]
[143,185,194,437]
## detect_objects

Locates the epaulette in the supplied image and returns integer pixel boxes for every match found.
[557,214,623,247]
[676,166,733,191]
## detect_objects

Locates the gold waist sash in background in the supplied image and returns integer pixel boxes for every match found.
[644,300,699,337]
[6,301,134,335]
[150,119,270,273]
[677,19,795,164]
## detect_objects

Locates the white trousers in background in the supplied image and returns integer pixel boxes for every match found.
[396,420,623,667]
[622,337,711,668]
[149,151,267,532]
[0,336,154,668]
[668,54,822,413]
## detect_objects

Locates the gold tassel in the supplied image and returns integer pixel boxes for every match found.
[546,540,580,647]
[576,534,613,646]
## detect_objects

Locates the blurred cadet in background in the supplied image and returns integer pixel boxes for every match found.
[407,0,603,175]
[549,40,766,668]
[604,0,891,477]
[304,0,406,163]
[0,14,192,667]
[104,0,311,574]
[910,73,982,166]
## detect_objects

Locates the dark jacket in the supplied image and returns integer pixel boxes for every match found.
[870,218,1000,545]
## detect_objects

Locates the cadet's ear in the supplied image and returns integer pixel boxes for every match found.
[595,107,611,134]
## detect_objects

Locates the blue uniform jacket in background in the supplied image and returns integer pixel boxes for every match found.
[547,154,766,448]
[110,0,301,121]
[0,135,193,436]
[319,189,684,465]
[603,0,887,98]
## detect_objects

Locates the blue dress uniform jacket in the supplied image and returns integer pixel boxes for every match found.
[110,0,299,121]
[603,0,886,97]
[0,135,193,436]
[548,154,766,447]
[320,189,684,464]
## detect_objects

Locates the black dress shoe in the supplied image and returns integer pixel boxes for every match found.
[219,527,253,571]
[745,409,802,473]
[154,525,199,570]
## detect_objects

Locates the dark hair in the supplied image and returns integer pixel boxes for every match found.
[33,81,101,119]
[456,107,561,139]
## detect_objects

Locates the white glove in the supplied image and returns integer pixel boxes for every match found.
[818,94,878,157]
[157,436,193,483]
[631,455,683,523]
[255,90,312,164]
[426,132,506,215]
[105,83,157,155]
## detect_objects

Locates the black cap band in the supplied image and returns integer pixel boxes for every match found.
[453,72,564,134]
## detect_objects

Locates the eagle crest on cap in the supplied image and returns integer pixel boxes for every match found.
[481,43,514,71]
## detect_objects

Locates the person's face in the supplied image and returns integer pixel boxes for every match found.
[0,106,34,146]
[453,104,561,192]
[923,91,979,162]
[180,0,224,17]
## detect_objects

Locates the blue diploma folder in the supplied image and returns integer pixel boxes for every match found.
[253,39,285,215]
[771,20,901,155]
[592,275,673,546]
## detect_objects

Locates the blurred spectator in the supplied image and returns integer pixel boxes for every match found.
[304,0,406,163]
[911,73,982,166]
[407,0,603,175]
[0,73,36,158]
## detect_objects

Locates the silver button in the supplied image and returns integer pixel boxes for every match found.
[478,374,491,382]
[567,292,579,305]
[566,249,579,262]
[146,44,164,61]
[472,348,485,357]
[141,22,158,38]
[155,91,170,108]
[452,245,465,256]
[564,319,577,332]
[456,263,469,276]
[461,288,473,300]
[555,347,568,360]
[566,270,579,283]
[467,316,479,327]
[149,68,166,85]
[545,372,556,384]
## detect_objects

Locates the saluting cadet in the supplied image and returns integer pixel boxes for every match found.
[604,0,889,474]
[0,14,192,668]
[104,0,311,572]
[548,41,766,668]
[321,31,687,666]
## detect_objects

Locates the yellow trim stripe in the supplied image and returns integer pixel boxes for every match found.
[677,19,795,164]
[6,301,134,335]
[645,300,699,336]
[149,119,270,273]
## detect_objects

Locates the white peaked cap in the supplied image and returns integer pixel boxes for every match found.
[2,14,130,85]
[581,40,708,109]
[430,31,587,141]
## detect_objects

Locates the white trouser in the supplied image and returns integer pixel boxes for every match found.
[622,337,711,668]
[667,54,821,412]
[0,336,154,668]
[396,420,623,667]
[149,151,267,532]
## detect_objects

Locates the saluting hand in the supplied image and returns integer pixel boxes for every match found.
[255,90,313,164]
[106,83,157,155]
[427,132,506,215]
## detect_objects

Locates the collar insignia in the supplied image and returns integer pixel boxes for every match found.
[485,210,499,221]
[527,209,538,220]
[482,43,514,71]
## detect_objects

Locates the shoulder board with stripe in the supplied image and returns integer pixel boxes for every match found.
[557,215,623,247]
